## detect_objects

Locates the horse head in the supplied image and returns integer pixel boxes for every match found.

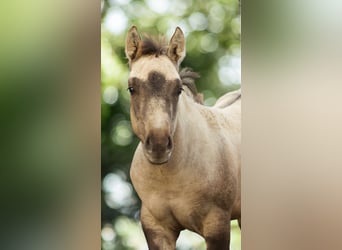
[125,26,185,164]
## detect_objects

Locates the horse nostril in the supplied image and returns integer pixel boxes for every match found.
[145,133,172,153]
[145,136,151,148]
[167,136,172,150]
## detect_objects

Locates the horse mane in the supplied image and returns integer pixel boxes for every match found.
[179,68,203,104]
[139,37,203,104]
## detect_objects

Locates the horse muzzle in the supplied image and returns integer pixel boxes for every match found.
[143,131,173,165]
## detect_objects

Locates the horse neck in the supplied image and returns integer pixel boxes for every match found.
[171,93,205,164]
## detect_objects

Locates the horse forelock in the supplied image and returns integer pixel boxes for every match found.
[141,36,167,56]
[132,36,168,62]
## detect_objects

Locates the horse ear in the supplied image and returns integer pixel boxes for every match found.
[168,27,186,66]
[125,26,141,64]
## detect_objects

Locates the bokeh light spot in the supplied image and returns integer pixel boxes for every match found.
[111,120,133,146]
[200,34,219,53]
[188,12,208,31]
[103,86,118,105]
[146,0,170,14]
[104,8,128,35]
[218,54,241,85]
[101,224,116,242]
[210,4,226,20]
[208,4,226,33]
[103,173,134,209]
[177,230,205,249]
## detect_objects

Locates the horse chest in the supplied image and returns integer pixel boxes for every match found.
[145,187,209,231]
[140,172,235,231]
[131,145,238,230]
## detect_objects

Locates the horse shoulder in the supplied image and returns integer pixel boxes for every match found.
[197,106,241,209]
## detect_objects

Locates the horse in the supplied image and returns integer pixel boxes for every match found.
[125,26,241,250]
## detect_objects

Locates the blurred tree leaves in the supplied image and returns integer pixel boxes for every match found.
[101,0,240,249]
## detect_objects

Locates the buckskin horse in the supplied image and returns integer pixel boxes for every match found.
[125,26,241,249]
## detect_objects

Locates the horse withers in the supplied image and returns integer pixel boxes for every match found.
[125,26,241,250]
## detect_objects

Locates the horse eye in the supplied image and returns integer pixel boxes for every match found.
[127,86,135,94]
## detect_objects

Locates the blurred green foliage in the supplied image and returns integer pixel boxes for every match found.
[101,0,240,249]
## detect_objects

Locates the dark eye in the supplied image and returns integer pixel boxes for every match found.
[177,87,184,95]
[127,86,135,94]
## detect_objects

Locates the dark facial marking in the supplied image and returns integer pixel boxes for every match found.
[148,71,166,94]
[129,72,182,124]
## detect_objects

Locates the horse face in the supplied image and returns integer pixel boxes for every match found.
[128,56,183,164]
[125,26,186,164]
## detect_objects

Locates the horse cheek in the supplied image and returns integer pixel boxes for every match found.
[130,106,145,141]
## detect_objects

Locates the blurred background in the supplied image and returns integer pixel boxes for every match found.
[101,0,240,249]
